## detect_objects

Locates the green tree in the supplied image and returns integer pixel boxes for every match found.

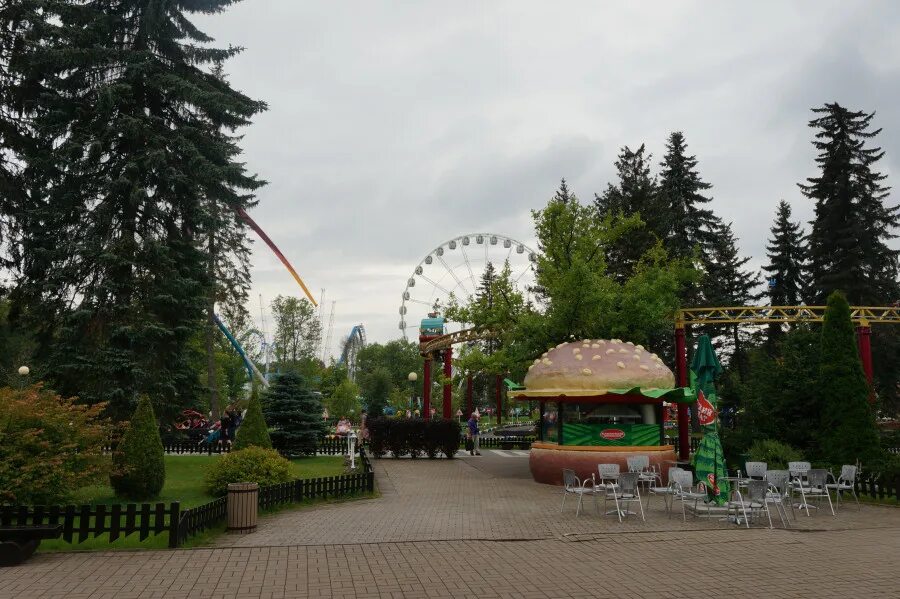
[356,339,423,397]
[799,103,899,305]
[656,132,720,266]
[271,296,322,369]
[361,368,392,417]
[328,378,361,419]
[264,371,325,456]
[703,221,760,379]
[819,292,881,466]
[110,396,166,500]
[6,1,265,421]
[594,144,661,281]
[233,384,272,450]
[762,200,807,346]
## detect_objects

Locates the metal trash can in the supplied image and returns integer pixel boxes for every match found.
[227,482,259,534]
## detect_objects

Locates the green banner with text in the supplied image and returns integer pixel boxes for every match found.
[562,423,660,446]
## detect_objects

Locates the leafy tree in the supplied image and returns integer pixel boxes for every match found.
[819,292,881,466]
[356,339,423,398]
[762,200,807,346]
[656,132,720,266]
[553,178,574,204]
[799,103,900,305]
[271,296,322,368]
[0,385,109,504]
[327,378,361,419]
[233,384,272,450]
[361,368,392,417]
[594,144,661,281]
[264,371,325,456]
[111,396,166,501]
[6,1,265,421]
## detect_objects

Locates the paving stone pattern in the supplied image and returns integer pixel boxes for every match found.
[1,456,898,598]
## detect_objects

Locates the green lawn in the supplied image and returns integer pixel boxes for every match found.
[38,454,349,552]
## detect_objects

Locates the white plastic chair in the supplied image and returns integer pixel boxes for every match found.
[764,469,793,526]
[605,472,645,523]
[595,463,620,497]
[669,470,707,521]
[627,455,660,489]
[826,465,860,511]
[794,468,835,516]
[561,469,596,516]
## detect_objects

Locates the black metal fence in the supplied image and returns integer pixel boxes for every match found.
[855,472,900,503]
[103,437,354,456]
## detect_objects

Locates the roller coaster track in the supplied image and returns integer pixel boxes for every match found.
[676,305,900,326]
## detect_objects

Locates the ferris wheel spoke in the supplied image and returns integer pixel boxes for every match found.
[405,297,435,307]
[418,274,452,297]
[460,244,477,290]
[437,254,473,298]
[513,263,534,285]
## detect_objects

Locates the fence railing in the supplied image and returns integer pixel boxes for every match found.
[103,437,354,456]
[5,447,375,550]
[478,436,535,449]
[172,447,374,546]
[0,502,180,547]
[854,472,900,502]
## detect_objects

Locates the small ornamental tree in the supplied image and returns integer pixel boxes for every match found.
[0,385,109,504]
[818,291,881,466]
[233,384,272,450]
[263,371,325,456]
[110,396,166,500]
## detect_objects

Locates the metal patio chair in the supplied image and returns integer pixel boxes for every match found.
[826,465,860,511]
[645,467,683,512]
[561,469,596,516]
[744,461,768,480]
[764,469,793,525]
[627,455,660,490]
[605,472,645,523]
[727,479,773,529]
[793,468,835,516]
[669,470,707,521]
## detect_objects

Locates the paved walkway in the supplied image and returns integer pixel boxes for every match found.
[1,453,898,598]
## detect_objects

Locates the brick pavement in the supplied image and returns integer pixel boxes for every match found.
[1,455,898,598]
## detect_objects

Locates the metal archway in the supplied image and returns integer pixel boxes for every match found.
[339,324,367,382]
[398,233,538,340]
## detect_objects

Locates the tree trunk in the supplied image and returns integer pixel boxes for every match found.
[206,232,220,420]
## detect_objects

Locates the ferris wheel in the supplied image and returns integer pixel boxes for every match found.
[399,233,539,340]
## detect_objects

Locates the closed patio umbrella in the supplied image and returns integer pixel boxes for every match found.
[690,334,729,505]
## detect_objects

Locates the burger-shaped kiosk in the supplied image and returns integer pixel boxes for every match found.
[512,339,694,486]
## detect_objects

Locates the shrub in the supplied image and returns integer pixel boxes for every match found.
[264,372,326,456]
[233,384,272,450]
[204,446,293,497]
[366,417,460,459]
[748,439,803,470]
[819,291,881,465]
[0,385,109,504]
[110,396,166,501]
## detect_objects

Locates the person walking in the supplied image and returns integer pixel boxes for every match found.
[466,412,481,456]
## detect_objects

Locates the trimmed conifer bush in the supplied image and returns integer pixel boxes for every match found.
[110,396,166,500]
[366,417,460,459]
[819,291,881,466]
[234,384,272,450]
[204,446,292,497]
[263,371,326,456]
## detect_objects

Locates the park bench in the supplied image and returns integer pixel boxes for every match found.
[0,525,62,566]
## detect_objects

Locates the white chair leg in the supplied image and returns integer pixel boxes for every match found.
[560,490,567,512]
[637,492,646,522]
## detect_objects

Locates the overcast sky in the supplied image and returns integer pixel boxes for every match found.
[197,1,900,359]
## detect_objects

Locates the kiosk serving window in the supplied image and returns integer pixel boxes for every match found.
[561,403,660,446]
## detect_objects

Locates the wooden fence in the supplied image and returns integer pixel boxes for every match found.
[103,437,353,456]
[5,448,375,550]
[0,502,180,547]
[854,472,900,503]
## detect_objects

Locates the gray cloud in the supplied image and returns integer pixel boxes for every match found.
[196,1,900,356]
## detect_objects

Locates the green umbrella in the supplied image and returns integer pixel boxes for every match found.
[690,335,729,505]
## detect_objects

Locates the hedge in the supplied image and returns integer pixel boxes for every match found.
[367,417,459,459]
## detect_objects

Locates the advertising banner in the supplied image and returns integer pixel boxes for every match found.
[562,423,660,446]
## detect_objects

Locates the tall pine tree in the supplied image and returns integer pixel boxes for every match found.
[762,200,807,346]
[8,1,265,420]
[656,132,720,266]
[264,371,325,457]
[799,103,899,304]
[594,144,660,281]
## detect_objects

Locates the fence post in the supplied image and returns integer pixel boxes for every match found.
[168,502,181,548]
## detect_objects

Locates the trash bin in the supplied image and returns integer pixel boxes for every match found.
[227,482,259,534]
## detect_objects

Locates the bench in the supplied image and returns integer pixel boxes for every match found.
[0,525,62,566]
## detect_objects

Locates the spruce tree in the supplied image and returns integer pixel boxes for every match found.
[594,144,660,281]
[234,384,272,451]
[110,395,166,500]
[799,103,900,305]
[553,178,573,204]
[818,292,880,466]
[264,371,325,456]
[704,221,761,377]
[7,1,266,420]
[762,200,807,346]
[657,132,720,265]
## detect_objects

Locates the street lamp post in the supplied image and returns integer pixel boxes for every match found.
[347,431,357,470]
[407,372,417,411]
